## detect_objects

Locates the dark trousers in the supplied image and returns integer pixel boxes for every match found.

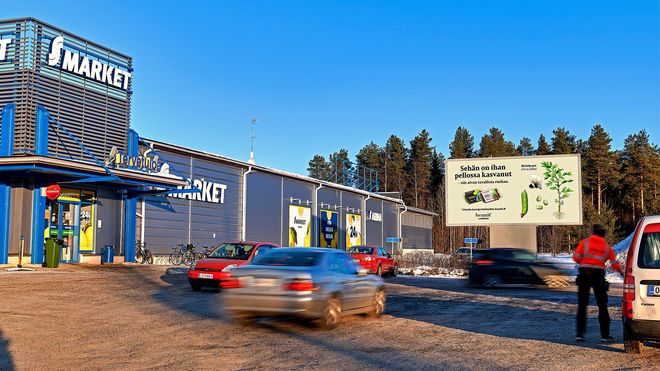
[576,267,610,337]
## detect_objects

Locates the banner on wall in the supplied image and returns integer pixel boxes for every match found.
[445,154,582,226]
[288,205,311,247]
[346,213,362,248]
[319,210,339,248]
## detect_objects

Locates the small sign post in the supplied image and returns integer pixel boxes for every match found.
[464,237,480,259]
[385,237,401,255]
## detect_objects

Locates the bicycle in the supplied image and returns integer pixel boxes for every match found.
[135,241,153,264]
[169,244,186,265]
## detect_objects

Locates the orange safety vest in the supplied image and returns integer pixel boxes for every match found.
[573,235,621,271]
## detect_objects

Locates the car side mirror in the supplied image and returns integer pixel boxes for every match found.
[357,268,368,276]
[387,253,392,259]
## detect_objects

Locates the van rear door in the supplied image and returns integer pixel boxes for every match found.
[632,220,660,321]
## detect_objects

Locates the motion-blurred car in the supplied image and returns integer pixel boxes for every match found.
[187,241,279,291]
[468,248,566,288]
[453,247,477,257]
[223,248,386,329]
[348,245,398,276]
[622,215,660,354]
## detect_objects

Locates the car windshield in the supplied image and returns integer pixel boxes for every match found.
[207,243,255,260]
[638,230,660,269]
[252,250,322,266]
[348,246,373,254]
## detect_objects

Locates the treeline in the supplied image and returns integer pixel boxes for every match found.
[307,126,660,253]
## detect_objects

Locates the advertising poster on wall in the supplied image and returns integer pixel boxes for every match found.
[319,210,339,248]
[346,213,362,248]
[288,205,311,247]
[445,154,582,226]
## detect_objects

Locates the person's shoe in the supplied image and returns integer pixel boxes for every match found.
[600,336,614,343]
[575,336,585,342]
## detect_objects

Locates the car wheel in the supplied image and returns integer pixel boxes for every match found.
[191,284,202,291]
[318,297,342,330]
[376,265,383,277]
[624,329,644,354]
[483,274,503,288]
[369,290,386,317]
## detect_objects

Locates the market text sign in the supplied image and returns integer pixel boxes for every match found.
[445,154,582,226]
[0,38,11,61]
[47,36,132,90]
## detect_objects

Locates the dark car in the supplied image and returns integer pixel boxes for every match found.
[468,248,566,288]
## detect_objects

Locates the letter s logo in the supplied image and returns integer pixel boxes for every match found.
[48,36,64,66]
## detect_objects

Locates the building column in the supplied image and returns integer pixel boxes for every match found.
[123,194,137,262]
[0,104,15,264]
[30,188,46,264]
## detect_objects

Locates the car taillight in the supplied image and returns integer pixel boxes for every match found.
[283,279,316,291]
[623,275,635,302]
[220,278,241,289]
[473,259,494,265]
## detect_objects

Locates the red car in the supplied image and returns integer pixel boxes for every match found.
[188,241,279,291]
[348,245,398,277]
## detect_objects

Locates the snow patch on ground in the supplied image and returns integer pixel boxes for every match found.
[398,265,468,278]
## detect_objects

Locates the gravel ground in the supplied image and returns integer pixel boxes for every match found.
[0,264,657,370]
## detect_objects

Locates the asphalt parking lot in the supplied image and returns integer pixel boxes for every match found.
[0,265,657,370]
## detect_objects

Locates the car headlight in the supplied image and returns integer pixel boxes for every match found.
[222,264,238,272]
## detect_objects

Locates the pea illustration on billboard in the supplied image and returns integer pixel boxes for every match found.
[319,210,339,248]
[346,213,362,248]
[445,154,582,226]
[288,205,311,247]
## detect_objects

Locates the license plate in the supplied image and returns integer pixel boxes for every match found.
[648,285,660,297]
[198,273,213,279]
[253,278,278,287]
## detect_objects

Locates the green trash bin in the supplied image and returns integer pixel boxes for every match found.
[44,238,63,268]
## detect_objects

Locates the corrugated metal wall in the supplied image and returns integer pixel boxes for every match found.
[402,212,433,249]
[143,149,243,254]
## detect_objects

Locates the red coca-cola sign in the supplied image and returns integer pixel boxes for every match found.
[45,184,61,200]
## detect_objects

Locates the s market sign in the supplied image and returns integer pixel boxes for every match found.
[47,36,132,91]
[0,38,11,61]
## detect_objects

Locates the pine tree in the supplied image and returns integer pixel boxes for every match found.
[582,124,621,214]
[551,127,577,154]
[478,127,517,157]
[537,134,551,155]
[429,149,445,197]
[449,127,475,159]
[307,154,329,180]
[620,130,659,219]
[356,142,383,190]
[517,137,535,156]
[407,130,433,208]
[383,135,407,195]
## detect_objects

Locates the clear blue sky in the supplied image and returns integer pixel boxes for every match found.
[4,1,659,174]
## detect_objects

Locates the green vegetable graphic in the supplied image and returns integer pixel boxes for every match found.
[541,161,574,218]
[521,190,528,218]
[536,195,542,202]
[536,205,544,210]
[543,199,548,206]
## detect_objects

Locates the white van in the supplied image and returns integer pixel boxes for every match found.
[622,215,660,354]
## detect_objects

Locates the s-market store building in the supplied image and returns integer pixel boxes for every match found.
[0,18,434,265]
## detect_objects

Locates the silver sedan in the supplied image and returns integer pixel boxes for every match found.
[223,248,386,329]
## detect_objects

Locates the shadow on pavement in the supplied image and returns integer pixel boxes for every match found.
[389,276,622,307]
[386,291,624,353]
[0,329,15,371]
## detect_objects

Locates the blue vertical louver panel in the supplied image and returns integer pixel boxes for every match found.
[0,103,15,157]
[0,104,15,264]
[35,106,49,156]
[123,129,139,262]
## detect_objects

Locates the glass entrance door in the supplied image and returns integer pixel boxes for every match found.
[49,202,80,263]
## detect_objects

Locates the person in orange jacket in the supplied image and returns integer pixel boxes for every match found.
[573,224,622,343]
